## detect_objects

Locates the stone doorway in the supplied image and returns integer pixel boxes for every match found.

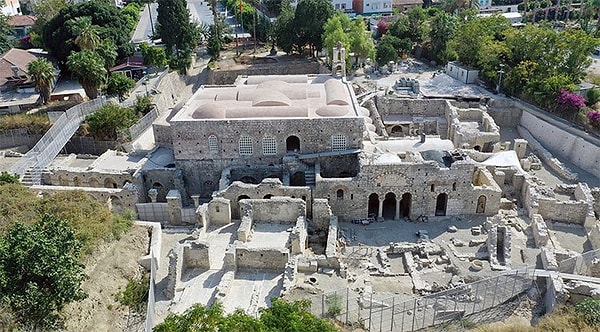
[368,193,379,218]
[435,193,447,216]
[290,171,305,186]
[286,136,300,152]
[382,192,396,220]
[400,193,411,218]
[476,195,486,213]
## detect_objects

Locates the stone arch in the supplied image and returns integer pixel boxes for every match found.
[473,145,481,151]
[286,135,300,152]
[72,176,81,187]
[435,193,448,216]
[368,193,379,218]
[263,194,273,199]
[152,182,163,189]
[390,125,403,136]
[110,195,123,213]
[382,192,396,220]
[240,176,258,184]
[400,193,412,218]
[290,171,305,186]
[237,195,251,201]
[476,195,486,214]
[58,174,68,186]
[89,177,100,187]
[104,177,118,188]
[336,189,344,200]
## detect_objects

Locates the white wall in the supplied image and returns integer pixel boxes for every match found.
[520,111,600,177]
[2,0,20,16]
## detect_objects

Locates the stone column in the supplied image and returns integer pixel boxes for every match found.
[395,199,400,220]
[191,195,200,209]
[378,199,383,219]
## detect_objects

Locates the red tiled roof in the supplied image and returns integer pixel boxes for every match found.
[0,48,39,87]
[7,15,37,27]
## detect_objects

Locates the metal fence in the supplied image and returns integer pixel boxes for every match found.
[310,269,535,331]
[127,107,159,141]
[10,97,107,184]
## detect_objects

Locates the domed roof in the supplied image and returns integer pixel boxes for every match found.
[315,105,349,117]
[192,102,226,119]
[252,90,292,106]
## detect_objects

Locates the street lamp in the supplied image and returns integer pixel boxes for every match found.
[496,64,505,94]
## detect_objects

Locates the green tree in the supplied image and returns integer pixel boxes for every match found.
[42,1,134,65]
[30,0,69,22]
[0,214,86,328]
[451,15,511,67]
[140,42,167,69]
[274,3,296,54]
[27,58,56,105]
[67,50,107,99]
[207,25,221,61]
[430,11,457,64]
[84,104,137,141]
[376,39,399,66]
[323,12,351,66]
[106,73,135,102]
[349,17,375,64]
[294,0,334,57]
[96,39,119,69]
[259,298,338,331]
[0,172,19,185]
[156,0,200,74]
[69,16,100,51]
[0,14,13,54]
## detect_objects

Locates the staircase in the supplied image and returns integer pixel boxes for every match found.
[304,167,315,187]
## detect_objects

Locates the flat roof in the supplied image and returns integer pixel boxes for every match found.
[172,75,361,121]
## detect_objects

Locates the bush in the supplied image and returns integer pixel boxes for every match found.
[587,110,600,128]
[84,103,138,141]
[586,88,600,106]
[134,95,154,115]
[326,293,343,317]
[575,298,600,326]
[0,172,19,185]
[0,114,51,134]
[117,274,150,313]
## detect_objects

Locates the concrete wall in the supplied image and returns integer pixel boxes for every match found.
[520,111,600,176]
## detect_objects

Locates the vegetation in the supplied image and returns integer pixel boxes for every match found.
[66,50,108,99]
[0,214,87,328]
[322,13,375,67]
[41,1,134,65]
[156,0,201,74]
[154,298,339,331]
[0,13,13,54]
[117,274,150,313]
[0,172,19,185]
[134,95,155,115]
[326,293,343,317]
[0,114,51,135]
[140,42,168,69]
[83,103,138,141]
[106,73,136,102]
[27,58,56,105]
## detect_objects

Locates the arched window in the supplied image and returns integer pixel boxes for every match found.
[452,182,457,191]
[262,136,277,155]
[430,184,435,192]
[336,189,344,200]
[331,134,347,151]
[239,136,253,156]
[208,135,218,153]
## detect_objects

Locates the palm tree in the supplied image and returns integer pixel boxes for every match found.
[27,58,55,105]
[67,50,107,99]
[71,16,100,51]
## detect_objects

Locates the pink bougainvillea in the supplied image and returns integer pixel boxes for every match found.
[587,110,600,128]
[556,88,586,110]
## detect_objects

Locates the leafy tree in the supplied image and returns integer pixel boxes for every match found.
[121,2,141,32]
[0,13,12,54]
[323,13,351,66]
[27,58,56,105]
[134,95,155,115]
[294,0,333,57]
[30,0,69,22]
[274,3,296,54]
[156,0,200,74]
[96,39,119,69]
[376,39,399,66]
[84,104,137,141]
[259,298,338,331]
[207,25,221,61]
[451,15,511,67]
[140,42,167,69]
[67,50,107,99]
[0,214,86,328]
[586,87,600,106]
[69,16,100,51]
[349,17,375,64]
[106,73,135,102]
[42,1,134,65]
[429,11,456,64]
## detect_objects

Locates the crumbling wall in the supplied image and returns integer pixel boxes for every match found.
[376,97,449,118]
[183,241,210,270]
[31,184,137,214]
[235,246,289,270]
[311,198,333,231]
[239,197,306,224]
[537,198,589,225]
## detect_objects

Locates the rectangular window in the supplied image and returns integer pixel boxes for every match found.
[331,134,347,151]
[262,136,277,155]
[239,136,253,156]
[208,135,218,153]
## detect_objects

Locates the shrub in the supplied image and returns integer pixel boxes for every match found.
[326,293,343,317]
[575,298,600,326]
[556,88,586,110]
[586,88,600,106]
[0,172,19,185]
[84,104,138,141]
[587,110,600,128]
[0,114,51,134]
[117,274,150,313]
[134,95,154,115]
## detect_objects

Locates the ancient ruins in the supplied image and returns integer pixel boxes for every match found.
[3,47,600,330]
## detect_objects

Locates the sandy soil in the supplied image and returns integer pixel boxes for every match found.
[61,225,150,332]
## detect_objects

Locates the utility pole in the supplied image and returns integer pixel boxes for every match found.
[496,64,505,94]
[147,2,155,38]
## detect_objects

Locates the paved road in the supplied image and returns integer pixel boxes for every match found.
[188,0,214,26]
[131,2,158,44]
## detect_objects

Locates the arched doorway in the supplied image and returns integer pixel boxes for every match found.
[290,171,305,186]
[382,192,396,220]
[104,178,117,188]
[476,195,486,214]
[435,193,448,216]
[89,177,99,187]
[391,125,403,136]
[400,193,411,218]
[286,136,300,152]
[368,193,379,218]
[110,195,123,213]
[263,194,273,199]
[237,195,251,201]
[336,189,344,200]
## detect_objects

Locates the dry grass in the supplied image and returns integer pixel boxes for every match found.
[474,306,599,332]
[0,113,51,134]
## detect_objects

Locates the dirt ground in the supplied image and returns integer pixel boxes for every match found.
[61,225,149,332]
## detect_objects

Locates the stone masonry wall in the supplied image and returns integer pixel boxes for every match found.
[239,197,306,224]
[235,246,290,270]
[375,97,450,118]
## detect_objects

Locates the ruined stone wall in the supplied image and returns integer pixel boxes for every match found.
[592,188,600,218]
[235,246,290,270]
[239,197,306,223]
[315,161,501,221]
[183,241,210,270]
[31,185,137,214]
[142,168,181,203]
[375,97,450,117]
[319,154,360,178]
[486,99,522,127]
[43,167,135,190]
[214,179,312,219]
[207,61,321,85]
